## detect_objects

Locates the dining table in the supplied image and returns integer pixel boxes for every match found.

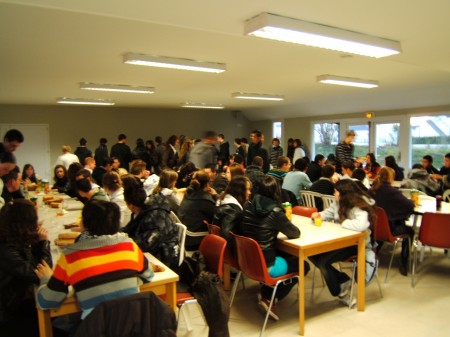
[276,214,366,336]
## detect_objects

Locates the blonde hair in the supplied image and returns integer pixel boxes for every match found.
[152,169,178,194]
[62,145,71,153]
[371,166,394,192]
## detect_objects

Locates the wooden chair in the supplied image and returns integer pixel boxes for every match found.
[230,233,299,337]
[301,191,322,208]
[412,212,450,287]
[292,206,317,217]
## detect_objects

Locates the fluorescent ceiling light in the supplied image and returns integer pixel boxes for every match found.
[56,97,115,106]
[79,82,154,94]
[181,102,224,109]
[244,12,401,58]
[232,92,285,101]
[124,53,226,73]
[317,75,379,88]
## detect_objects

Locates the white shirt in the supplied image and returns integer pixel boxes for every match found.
[55,153,79,169]
[109,187,132,227]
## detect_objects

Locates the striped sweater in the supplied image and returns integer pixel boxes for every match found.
[36,232,154,319]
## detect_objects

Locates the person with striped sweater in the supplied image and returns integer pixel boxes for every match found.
[34,200,154,322]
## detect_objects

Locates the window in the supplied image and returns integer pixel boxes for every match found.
[273,121,282,140]
[411,115,450,168]
[347,123,369,159]
[313,122,339,158]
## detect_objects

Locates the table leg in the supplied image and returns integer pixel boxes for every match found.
[299,250,305,335]
[165,282,177,311]
[37,308,53,337]
[223,263,231,291]
[356,236,366,311]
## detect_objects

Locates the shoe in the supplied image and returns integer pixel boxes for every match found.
[257,297,279,321]
[399,262,408,276]
[338,280,351,298]
[338,294,356,309]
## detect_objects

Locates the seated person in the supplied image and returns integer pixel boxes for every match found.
[385,155,404,181]
[401,164,440,196]
[83,157,96,175]
[21,163,38,186]
[65,162,83,199]
[35,200,154,329]
[311,180,375,308]
[309,164,336,211]
[364,153,381,179]
[129,159,159,195]
[431,152,450,193]
[152,169,184,215]
[92,157,114,188]
[352,168,370,192]
[102,172,131,228]
[123,184,179,269]
[213,176,251,249]
[0,200,51,337]
[282,158,312,203]
[176,162,197,189]
[225,162,245,181]
[75,169,109,202]
[245,156,265,197]
[51,165,68,194]
[370,167,414,275]
[204,163,228,194]
[421,155,439,174]
[306,154,325,183]
[266,156,291,182]
[1,167,24,203]
[178,171,217,250]
[340,160,355,180]
[240,175,309,321]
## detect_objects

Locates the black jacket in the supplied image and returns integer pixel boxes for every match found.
[110,143,132,170]
[122,194,179,269]
[0,240,52,322]
[74,146,92,165]
[178,187,215,250]
[306,162,322,183]
[218,141,230,166]
[310,178,335,211]
[212,195,243,250]
[94,144,109,167]
[247,142,269,173]
[240,194,300,266]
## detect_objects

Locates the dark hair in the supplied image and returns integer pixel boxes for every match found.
[412,163,424,169]
[75,177,92,193]
[250,130,262,137]
[0,199,38,246]
[240,137,248,144]
[294,158,308,171]
[217,134,224,139]
[124,185,147,208]
[287,138,294,144]
[220,175,250,206]
[334,179,375,230]
[276,156,290,168]
[203,131,217,139]
[366,153,379,167]
[136,138,145,147]
[231,154,244,164]
[102,171,121,192]
[251,156,263,167]
[2,167,20,184]
[352,168,366,182]
[321,164,335,179]
[422,155,433,163]
[342,160,355,171]
[229,163,245,179]
[272,138,280,143]
[234,138,241,145]
[167,135,178,146]
[293,139,302,147]
[4,129,24,143]
[129,160,146,175]
[155,136,162,144]
[76,168,92,180]
[0,151,17,164]
[152,169,178,195]
[190,170,210,190]
[103,157,114,166]
[22,164,37,183]
[384,155,398,169]
[99,138,107,145]
[121,174,141,191]
[314,154,325,164]
[118,134,127,141]
[67,162,83,187]
[82,200,120,235]
[54,164,67,182]
[257,175,282,205]
[79,138,87,146]
[145,140,155,149]
[445,153,450,159]
[204,163,217,173]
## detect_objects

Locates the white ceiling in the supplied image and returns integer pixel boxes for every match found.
[1,0,450,121]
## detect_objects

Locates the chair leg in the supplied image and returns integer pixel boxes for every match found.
[229,271,242,307]
[349,260,357,309]
[412,241,418,288]
[385,240,398,283]
[260,283,280,337]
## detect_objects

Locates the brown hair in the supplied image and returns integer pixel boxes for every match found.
[229,163,245,180]
[190,170,210,190]
[0,199,39,246]
[371,167,394,193]
[102,171,122,192]
[219,175,250,206]
[129,160,146,175]
[153,169,178,195]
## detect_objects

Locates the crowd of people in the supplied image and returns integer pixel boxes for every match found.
[1,127,449,335]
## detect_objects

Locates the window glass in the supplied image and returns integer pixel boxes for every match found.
[273,121,282,140]
[348,124,369,160]
[313,123,339,157]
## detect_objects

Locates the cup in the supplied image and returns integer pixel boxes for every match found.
[314,217,322,226]
[411,190,420,206]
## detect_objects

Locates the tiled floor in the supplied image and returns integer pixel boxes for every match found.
[177,247,450,337]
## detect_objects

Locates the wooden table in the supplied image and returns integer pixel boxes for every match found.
[277,214,366,336]
[36,254,179,337]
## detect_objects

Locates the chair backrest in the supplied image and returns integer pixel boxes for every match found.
[322,195,335,210]
[175,223,187,266]
[198,234,227,278]
[207,223,222,235]
[374,206,394,242]
[419,213,450,249]
[443,189,450,203]
[231,232,272,285]
[292,205,317,217]
[301,191,322,208]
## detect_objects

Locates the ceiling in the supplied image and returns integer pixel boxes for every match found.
[1,0,450,121]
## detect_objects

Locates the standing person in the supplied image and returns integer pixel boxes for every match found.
[286,138,295,163]
[240,175,310,321]
[292,139,306,164]
[161,135,179,170]
[0,129,24,155]
[282,158,313,204]
[240,137,249,166]
[0,152,17,210]
[178,137,193,168]
[217,134,230,169]
[35,200,154,328]
[55,145,79,169]
[306,154,325,183]
[421,155,439,174]
[0,200,51,337]
[233,138,246,165]
[94,138,108,168]
[335,130,356,174]
[269,138,283,169]
[370,167,414,275]
[247,130,269,173]
[110,134,132,171]
[145,140,159,172]
[74,138,92,165]
[310,179,375,308]
[189,131,218,170]
[132,138,151,165]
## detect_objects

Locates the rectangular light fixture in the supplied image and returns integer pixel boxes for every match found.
[56,97,115,106]
[232,92,285,101]
[317,75,379,88]
[124,53,226,73]
[244,12,401,58]
[79,82,155,94]
[181,102,224,109]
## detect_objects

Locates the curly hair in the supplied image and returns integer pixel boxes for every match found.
[0,199,39,246]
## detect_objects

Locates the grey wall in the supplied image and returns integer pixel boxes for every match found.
[0,104,251,165]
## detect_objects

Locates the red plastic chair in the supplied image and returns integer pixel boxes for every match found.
[374,206,410,282]
[230,233,299,337]
[412,212,450,287]
[292,206,317,217]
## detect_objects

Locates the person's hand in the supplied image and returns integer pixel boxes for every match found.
[143,170,151,179]
[311,212,321,219]
[34,260,53,279]
[37,226,49,241]
[207,186,218,196]
[432,174,442,181]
